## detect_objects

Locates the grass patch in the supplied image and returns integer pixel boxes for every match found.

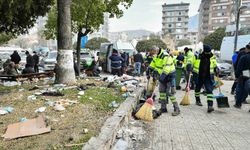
[80,87,125,111]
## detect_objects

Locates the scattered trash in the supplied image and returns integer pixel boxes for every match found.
[109,101,119,108]
[122,93,130,98]
[78,91,85,96]
[34,92,42,96]
[42,91,64,96]
[54,104,65,111]
[20,118,28,122]
[112,139,128,150]
[120,86,128,92]
[27,95,37,101]
[0,109,8,115]
[2,115,51,140]
[45,101,55,107]
[35,107,46,113]
[29,86,39,91]
[107,82,116,88]
[18,88,25,92]
[53,84,66,88]
[89,97,93,100]
[83,128,89,134]
[86,83,96,86]
[54,99,78,107]
[78,84,87,91]
[3,81,21,87]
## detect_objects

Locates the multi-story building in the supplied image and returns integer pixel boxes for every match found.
[162,2,190,43]
[198,0,211,41]
[187,31,199,45]
[198,0,250,41]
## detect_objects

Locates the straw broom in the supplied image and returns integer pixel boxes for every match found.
[180,73,192,106]
[135,88,155,121]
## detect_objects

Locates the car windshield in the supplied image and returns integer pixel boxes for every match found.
[80,52,91,58]
[48,52,57,59]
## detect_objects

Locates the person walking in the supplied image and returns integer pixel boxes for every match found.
[33,51,39,73]
[192,45,218,113]
[109,49,124,77]
[158,51,180,116]
[10,50,21,71]
[234,43,250,109]
[133,52,144,76]
[121,50,128,74]
[25,51,34,68]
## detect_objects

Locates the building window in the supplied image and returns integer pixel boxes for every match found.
[176,23,182,27]
[240,18,246,21]
[222,6,227,9]
[176,29,182,33]
[179,12,182,15]
[168,24,172,27]
[220,0,228,2]
[168,29,172,33]
[219,19,224,23]
[178,17,181,21]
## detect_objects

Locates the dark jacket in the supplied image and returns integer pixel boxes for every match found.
[10,52,21,64]
[134,53,144,63]
[236,52,250,79]
[121,52,128,67]
[26,54,34,67]
[33,54,39,65]
[199,53,213,80]
[109,53,124,69]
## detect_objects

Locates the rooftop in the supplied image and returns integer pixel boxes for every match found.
[162,2,190,7]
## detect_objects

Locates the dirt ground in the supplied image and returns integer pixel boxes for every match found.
[0,78,124,150]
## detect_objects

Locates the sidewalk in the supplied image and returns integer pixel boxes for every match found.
[144,80,250,150]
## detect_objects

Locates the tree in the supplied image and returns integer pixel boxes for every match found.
[55,0,76,84]
[136,39,167,52]
[85,37,109,50]
[44,0,133,73]
[0,0,53,35]
[0,33,13,45]
[177,39,191,47]
[203,28,226,50]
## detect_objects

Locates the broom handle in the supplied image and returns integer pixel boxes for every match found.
[217,75,222,94]
[187,73,192,92]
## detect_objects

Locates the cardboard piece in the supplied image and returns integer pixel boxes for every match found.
[2,114,51,140]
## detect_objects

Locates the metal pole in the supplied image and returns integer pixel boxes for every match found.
[233,0,242,53]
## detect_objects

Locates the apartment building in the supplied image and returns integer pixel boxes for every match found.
[162,3,190,43]
[187,31,199,45]
[198,0,250,41]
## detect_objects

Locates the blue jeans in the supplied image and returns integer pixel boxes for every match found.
[236,78,249,106]
[134,62,141,76]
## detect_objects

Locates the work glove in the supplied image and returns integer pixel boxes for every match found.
[186,64,193,72]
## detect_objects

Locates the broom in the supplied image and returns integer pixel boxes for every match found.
[135,91,154,121]
[180,73,191,106]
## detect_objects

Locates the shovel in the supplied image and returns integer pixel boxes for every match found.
[215,77,230,108]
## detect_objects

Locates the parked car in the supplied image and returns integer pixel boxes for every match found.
[217,57,232,76]
[42,51,57,71]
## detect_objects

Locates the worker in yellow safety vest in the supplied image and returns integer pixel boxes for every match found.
[184,47,195,89]
[146,47,165,99]
[192,44,218,113]
[158,51,180,116]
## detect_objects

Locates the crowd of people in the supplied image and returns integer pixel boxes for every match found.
[109,42,250,115]
[1,50,40,75]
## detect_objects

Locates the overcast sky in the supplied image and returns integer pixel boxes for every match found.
[109,0,201,32]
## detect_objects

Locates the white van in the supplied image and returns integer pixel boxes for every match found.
[220,35,250,62]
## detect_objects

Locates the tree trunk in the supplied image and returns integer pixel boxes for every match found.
[76,31,82,75]
[55,0,76,84]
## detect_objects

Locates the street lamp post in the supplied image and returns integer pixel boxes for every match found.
[234,5,249,53]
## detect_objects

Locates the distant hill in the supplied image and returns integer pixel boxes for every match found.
[188,14,199,32]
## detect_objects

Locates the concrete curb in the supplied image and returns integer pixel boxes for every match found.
[82,87,144,150]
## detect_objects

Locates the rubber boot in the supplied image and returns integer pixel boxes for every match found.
[195,97,203,106]
[207,101,214,113]
[172,102,180,116]
[160,100,167,113]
